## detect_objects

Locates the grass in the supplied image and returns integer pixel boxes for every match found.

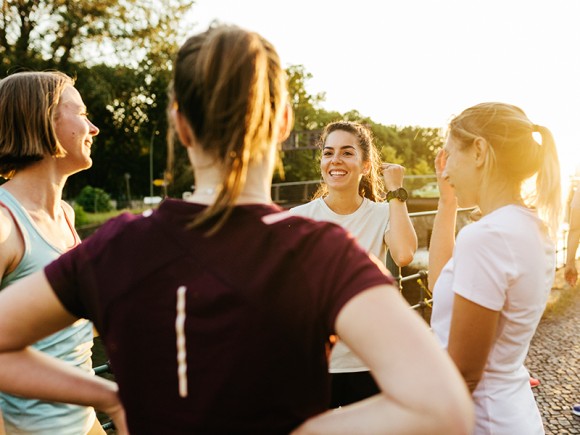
[75,207,149,233]
[81,210,129,225]
[83,208,151,225]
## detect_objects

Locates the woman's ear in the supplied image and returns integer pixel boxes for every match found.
[362,160,371,175]
[171,107,195,148]
[278,103,294,143]
[473,137,488,168]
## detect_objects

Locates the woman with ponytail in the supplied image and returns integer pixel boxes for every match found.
[0,25,473,434]
[291,121,417,407]
[428,102,561,434]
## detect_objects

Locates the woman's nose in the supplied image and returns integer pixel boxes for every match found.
[89,120,100,136]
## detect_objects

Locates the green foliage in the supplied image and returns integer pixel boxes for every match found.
[72,203,88,227]
[1,2,442,194]
[283,67,444,180]
[287,65,328,131]
[0,0,192,200]
[75,186,113,213]
[0,0,193,72]
[278,149,320,183]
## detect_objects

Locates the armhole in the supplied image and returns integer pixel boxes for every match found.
[61,202,81,248]
[0,201,26,276]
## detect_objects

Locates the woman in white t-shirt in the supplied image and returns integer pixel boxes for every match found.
[429,102,561,434]
[291,121,417,408]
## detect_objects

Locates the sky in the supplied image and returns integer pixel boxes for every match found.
[185,0,580,186]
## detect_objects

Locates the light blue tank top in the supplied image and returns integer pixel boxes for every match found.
[0,188,96,435]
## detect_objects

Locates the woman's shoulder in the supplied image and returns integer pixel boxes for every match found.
[289,198,325,218]
[456,206,542,252]
[60,200,75,221]
[364,198,389,211]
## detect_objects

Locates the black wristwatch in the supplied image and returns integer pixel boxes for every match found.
[386,187,408,203]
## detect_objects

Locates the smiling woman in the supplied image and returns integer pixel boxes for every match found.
[53,86,99,172]
[290,120,418,408]
[0,71,104,435]
[429,102,561,434]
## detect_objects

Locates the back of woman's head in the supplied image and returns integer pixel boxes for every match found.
[449,102,561,237]
[0,71,72,178]
[314,121,385,201]
[169,24,288,233]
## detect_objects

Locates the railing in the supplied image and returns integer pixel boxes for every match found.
[270,176,439,207]
[281,130,321,151]
[92,177,576,430]
[271,180,321,204]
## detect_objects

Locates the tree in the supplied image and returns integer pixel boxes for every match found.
[0,0,193,73]
[281,65,444,182]
[75,185,113,213]
[1,0,193,200]
[1,3,443,196]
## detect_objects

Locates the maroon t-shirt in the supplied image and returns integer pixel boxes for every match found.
[46,199,393,434]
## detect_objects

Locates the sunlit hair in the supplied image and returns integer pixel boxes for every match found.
[448,102,561,238]
[313,121,385,202]
[168,24,289,234]
[0,71,72,178]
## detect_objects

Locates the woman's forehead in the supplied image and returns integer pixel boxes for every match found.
[325,130,360,148]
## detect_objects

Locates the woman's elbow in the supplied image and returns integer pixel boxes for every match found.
[463,374,482,394]
[430,384,475,435]
[392,250,415,267]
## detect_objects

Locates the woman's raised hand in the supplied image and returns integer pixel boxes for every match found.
[434,149,456,205]
[381,163,405,191]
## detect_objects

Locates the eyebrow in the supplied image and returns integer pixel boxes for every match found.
[323,145,357,150]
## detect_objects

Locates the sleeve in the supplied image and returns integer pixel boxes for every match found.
[452,222,516,311]
[383,201,391,234]
[45,213,137,330]
[295,222,395,333]
[45,242,92,320]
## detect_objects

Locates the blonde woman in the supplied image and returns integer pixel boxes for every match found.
[429,102,561,434]
[0,72,103,434]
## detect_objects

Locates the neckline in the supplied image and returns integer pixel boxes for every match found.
[320,196,367,216]
[0,187,80,252]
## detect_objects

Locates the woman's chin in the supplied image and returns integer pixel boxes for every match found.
[457,197,477,209]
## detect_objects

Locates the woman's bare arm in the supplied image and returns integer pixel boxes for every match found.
[428,149,458,291]
[565,203,580,286]
[0,272,128,434]
[382,163,418,266]
[293,285,474,435]
[447,294,500,392]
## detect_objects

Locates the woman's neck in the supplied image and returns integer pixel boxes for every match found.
[477,182,524,216]
[2,168,66,218]
[188,160,273,206]
[323,191,364,215]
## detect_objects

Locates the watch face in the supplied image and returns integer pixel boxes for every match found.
[398,187,408,201]
[387,188,408,202]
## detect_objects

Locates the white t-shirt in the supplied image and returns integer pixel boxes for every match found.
[290,197,390,372]
[431,205,554,435]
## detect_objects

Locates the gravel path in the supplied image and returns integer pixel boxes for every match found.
[527,272,580,434]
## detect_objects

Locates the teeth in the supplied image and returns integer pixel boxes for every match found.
[330,170,346,176]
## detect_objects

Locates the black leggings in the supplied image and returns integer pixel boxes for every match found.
[329,371,380,408]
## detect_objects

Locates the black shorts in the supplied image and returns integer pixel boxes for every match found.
[329,371,380,408]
